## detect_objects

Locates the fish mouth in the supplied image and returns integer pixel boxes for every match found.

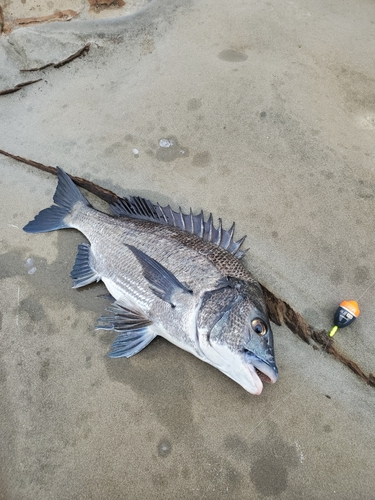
[246,363,263,395]
[203,342,268,395]
[245,351,278,385]
[255,367,272,384]
[200,338,277,395]
[245,364,273,396]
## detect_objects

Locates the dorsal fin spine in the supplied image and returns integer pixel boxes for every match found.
[177,207,185,230]
[215,218,223,246]
[168,207,174,225]
[198,211,204,238]
[110,197,247,258]
[236,235,247,248]
[189,209,194,234]
[228,222,235,240]
[226,223,235,250]
[208,214,213,242]
[158,204,168,223]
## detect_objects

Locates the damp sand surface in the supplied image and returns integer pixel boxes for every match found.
[1,0,375,498]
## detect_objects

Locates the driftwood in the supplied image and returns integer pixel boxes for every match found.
[20,43,90,72]
[0,79,43,96]
[0,44,90,96]
[0,147,374,387]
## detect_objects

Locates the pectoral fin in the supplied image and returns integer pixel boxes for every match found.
[96,300,152,332]
[108,328,156,358]
[126,244,192,307]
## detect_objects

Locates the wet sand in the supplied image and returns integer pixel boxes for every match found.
[1,1,374,498]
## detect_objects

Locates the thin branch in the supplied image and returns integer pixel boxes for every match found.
[1,146,374,388]
[0,79,43,96]
[0,149,118,204]
[20,43,91,72]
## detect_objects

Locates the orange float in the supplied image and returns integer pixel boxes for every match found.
[329,300,360,337]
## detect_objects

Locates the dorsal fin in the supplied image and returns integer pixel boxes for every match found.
[110,196,247,259]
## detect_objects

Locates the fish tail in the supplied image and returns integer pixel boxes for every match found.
[23,167,90,233]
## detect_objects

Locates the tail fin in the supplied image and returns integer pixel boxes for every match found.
[23,167,90,233]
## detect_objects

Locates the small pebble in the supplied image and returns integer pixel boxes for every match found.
[157,439,172,457]
[159,139,173,148]
[25,257,37,274]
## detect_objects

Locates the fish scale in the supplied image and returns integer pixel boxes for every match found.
[24,167,278,395]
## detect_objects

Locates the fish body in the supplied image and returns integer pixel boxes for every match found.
[24,168,278,394]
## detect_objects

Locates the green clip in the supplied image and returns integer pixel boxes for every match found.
[329,325,338,337]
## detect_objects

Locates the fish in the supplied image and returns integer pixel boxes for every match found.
[23,167,278,395]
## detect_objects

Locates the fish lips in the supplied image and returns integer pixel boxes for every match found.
[204,341,275,395]
[244,350,278,385]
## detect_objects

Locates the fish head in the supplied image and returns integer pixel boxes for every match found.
[197,278,278,395]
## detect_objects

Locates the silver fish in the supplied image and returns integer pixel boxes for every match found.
[24,168,278,395]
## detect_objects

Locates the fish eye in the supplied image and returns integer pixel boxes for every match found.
[251,318,267,336]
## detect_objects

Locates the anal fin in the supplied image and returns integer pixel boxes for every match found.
[71,243,101,288]
[96,300,155,358]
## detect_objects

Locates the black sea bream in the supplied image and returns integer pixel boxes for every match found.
[24,168,278,395]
